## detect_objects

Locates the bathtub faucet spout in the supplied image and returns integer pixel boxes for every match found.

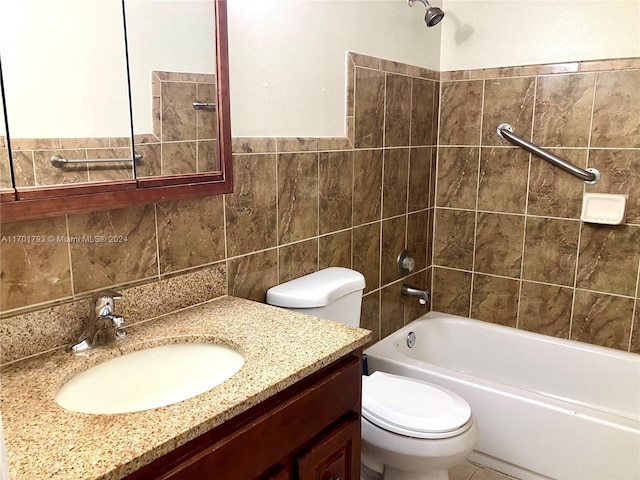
[401,284,430,305]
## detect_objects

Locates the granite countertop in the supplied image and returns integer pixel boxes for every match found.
[0,296,371,480]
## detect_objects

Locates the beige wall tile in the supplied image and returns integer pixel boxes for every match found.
[591,70,640,148]
[586,149,640,224]
[161,141,197,176]
[436,147,479,209]
[381,216,406,286]
[407,147,432,212]
[410,78,437,147]
[384,74,412,147]
[161,81,197,142]
[482,77,535,147]
[380,282,404,338]
[354,68,385,148]
[382,148,409,218]
[474,212,524,278]
[86,148,134,182]
[196,83,217,141]
[533,73,595,147]
[197,140,219,173]
[278,239,318,284]
[527,149,587,219]
[156,196,225,273]
[471,274,519,327]
[232,137,277,154]
[10,151,36,187]
[33,149,89,186]
[277,152,319,244]
[519,282,572,338]
[67,205,158,294]
[361,291,380,347]
[439,80,483,146]
[431,267,471,316]
[225,154,277,257]
[522,217,580,287]
[135,142,161,178]
[319,230,352,270]
[576,224,640,297]
[0,149,12,189]
[227,250,278,303]
[477,147,529,214]
[407,210,429,271]
[433,208,475,271]
[319,151,353,234]
[572,290,634,350]
[0,217,72,311]
[353,149,383,225]
[276,137,318,153]
[353,222,381,294]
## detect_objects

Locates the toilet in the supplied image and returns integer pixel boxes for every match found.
[266,267,478,480]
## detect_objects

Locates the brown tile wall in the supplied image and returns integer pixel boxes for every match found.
[3,55,639,363]
[0,53,437,362]
[433,59,640,353]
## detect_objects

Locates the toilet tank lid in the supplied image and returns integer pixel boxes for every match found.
[266,267,365,308]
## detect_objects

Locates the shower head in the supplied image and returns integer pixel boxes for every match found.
[408,0,445,27]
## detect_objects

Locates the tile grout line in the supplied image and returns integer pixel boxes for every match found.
[629,265,640,352]
[468,79,486,318]
[153,203,161,279]
[64,215,75,297]
[378,72,388,293]
[569,72,599,340]
[516,77,538,330]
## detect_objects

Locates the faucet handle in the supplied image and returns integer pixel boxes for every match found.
[91,290,123,317]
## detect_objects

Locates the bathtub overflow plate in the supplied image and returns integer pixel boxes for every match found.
[407,331,416,348]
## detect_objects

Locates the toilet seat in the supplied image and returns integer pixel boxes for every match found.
[362,371,472,439]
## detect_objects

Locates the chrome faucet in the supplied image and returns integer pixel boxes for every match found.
[67,290,126,353]
[401,284,430,305]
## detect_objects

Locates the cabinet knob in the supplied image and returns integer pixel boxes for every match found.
[329,477,343,480]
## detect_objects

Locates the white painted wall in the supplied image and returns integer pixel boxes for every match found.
[1,0,638,139]
[0,0,130,138]
[0,0,214,139]
[227,0,443,137]
[439,0,640,72]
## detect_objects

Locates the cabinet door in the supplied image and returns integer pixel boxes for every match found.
[260,464,290,480]
[297,415,361,480]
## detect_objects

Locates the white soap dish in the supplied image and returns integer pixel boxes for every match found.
[580,193,627,225]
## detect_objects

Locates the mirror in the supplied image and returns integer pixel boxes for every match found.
[0,61,11,192]
[125,0,219,177]
[0,0,133,189]
[0,0,230,221]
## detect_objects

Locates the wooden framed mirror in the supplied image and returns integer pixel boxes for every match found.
[0,0,232,223]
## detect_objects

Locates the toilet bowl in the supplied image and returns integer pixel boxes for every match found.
[266,268,478,480]
[360,371,478,480]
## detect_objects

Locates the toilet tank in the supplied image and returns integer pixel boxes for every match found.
[266,267,366,327]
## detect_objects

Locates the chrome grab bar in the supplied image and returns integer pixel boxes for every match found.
[192,100,215,111]
[496,123,600,185]
[50,152,143,169]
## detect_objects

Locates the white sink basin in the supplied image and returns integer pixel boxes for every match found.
[55,343,245,414]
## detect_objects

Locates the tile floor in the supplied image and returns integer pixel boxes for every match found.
[449,460,519,480]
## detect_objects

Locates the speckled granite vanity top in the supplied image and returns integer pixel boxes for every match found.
[0,296,371,480]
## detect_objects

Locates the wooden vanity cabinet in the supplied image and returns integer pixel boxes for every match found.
[124,349,363,480]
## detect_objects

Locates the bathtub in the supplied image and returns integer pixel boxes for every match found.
[364,311,640,480]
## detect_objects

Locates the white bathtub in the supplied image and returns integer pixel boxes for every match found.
[364,312,640,480]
